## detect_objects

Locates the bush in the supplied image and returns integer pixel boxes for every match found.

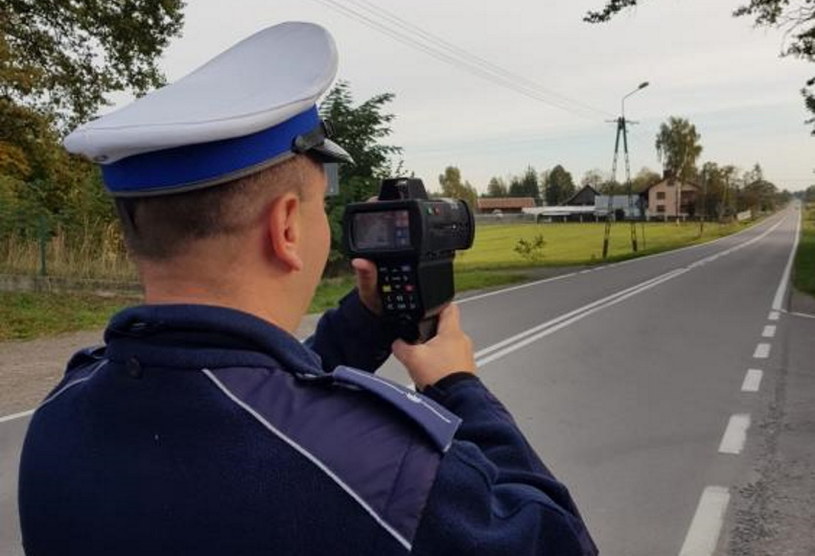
[514,234,546,263]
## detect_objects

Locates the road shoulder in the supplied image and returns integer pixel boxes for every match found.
[727,290,815,555]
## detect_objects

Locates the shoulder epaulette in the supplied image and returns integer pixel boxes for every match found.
[331,366,462,452]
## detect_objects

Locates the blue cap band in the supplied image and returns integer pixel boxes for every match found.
[101,106,320,196]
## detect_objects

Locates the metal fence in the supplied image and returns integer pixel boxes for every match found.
[0,205,135,284]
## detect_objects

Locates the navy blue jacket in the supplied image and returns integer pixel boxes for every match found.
[19,292,597,555]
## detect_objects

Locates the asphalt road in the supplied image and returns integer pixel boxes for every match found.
[1,205,808,555]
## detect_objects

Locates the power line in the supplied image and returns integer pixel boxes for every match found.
[311,0,613,121]
[345,0,611,119]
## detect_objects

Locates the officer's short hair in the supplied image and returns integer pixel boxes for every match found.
[115,155,312,261]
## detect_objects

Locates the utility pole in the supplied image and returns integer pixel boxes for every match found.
[602,81,649,259]
[699,169,707,236]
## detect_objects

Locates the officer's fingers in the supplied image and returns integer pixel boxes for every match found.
[391,339,409,364]
[351,258,377,286]
[391,339,422,364]
[435,303,462,336]
[351,258,381,313]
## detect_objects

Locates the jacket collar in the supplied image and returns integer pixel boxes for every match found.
[104,304,324,376]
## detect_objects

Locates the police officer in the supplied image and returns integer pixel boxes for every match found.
[18,22,597,555]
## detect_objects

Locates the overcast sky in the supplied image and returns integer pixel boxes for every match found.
[149,0,814,192]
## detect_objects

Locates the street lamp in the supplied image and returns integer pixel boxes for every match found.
[622,81,649,119]
[602,81,650,258]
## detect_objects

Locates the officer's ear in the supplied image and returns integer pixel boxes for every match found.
[266,191,304,272]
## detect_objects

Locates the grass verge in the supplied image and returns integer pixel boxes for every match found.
[793,203,815,296]
[0,292,134,341]
[0,269,528,341]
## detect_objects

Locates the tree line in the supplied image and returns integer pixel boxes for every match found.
[0,3,807,280]
[439,115,795,216]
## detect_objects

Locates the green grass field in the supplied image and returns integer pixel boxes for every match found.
[793,203,815,296]
[2,219,754,341]
[0,269,530,341]
[456,220,749,270]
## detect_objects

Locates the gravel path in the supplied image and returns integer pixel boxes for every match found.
[0,267,575,417]
[0,314,322,417]
[0,330,104,416]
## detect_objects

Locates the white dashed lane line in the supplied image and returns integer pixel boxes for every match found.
[679,486,731,556]
[680,210,798,556]
[753,343,771,359]
[741,369,763,393]
[718,414,751,455]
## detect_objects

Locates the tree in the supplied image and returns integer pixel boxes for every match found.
[320,82,401,190]
[580,169,606,189]
[655,117,703,183]
[742,162,765,186]
[599,180,626,195]
[1,1,185,130]
[319,82,402,271]
[485,176,508,197]
[585,0,815,134]
[631,167,661,193]
[438,166,478,209]
[0,0,186,243]
[741,163,779,211]
[508,175,523,197]
[699,162,731,219]
[544,165,576,205]
[507,166,542,202]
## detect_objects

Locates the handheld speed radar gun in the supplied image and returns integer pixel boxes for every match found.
[342,178,475,343]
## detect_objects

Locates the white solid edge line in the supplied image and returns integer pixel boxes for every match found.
[476,270,689,367]
[0,408,35,424]
[474,218,783,367]
[473,269,682,359]
[771,209,802,311]
[753,343,771,359]
[718,414,751,455]
[741,369,763,393]
[679,486,731,556]
[788,310,815,320]
[0,211,790,424]
[458,209,783,306]
[761,325,776,338]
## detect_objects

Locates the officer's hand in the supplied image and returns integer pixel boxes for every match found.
[352,258,382,315]
[391,304,476,390]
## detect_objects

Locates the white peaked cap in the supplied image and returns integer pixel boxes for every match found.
[64,22,352,196]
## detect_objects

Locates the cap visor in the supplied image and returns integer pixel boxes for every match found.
[309,138,354,164]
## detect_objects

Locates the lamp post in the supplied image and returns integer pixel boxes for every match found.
[602,81,650,258]
[622,82,649,120]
